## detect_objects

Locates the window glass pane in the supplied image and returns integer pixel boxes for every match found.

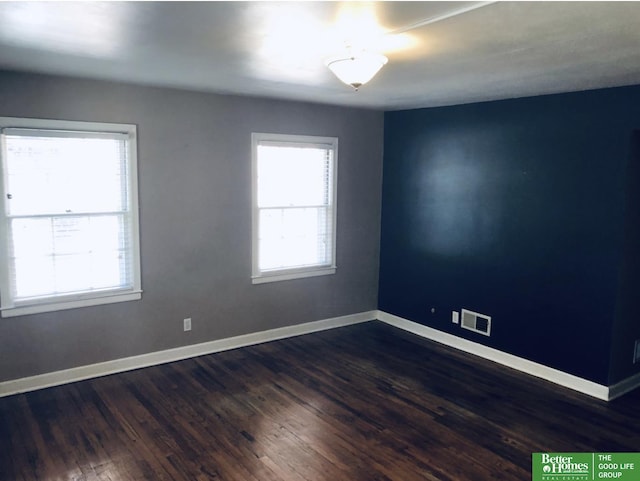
[259,207,329,270]
[10,214,129,300]
[0,118,141,316]
[9,217,54,258]
[252,134,336,282]
[257,145,330,208]
[4,134,127,216]
[12,255,55,299]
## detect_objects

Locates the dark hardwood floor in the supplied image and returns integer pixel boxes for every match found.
[1,321,639,481]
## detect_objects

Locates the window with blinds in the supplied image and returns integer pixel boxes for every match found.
[252,133,337,284]
[0,117,141,317]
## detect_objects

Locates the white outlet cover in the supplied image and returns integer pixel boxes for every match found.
[184,318,192,331]
[452,311,459,324]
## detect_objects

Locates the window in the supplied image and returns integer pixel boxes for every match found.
[252,133,337,284]
[0,117,141,317]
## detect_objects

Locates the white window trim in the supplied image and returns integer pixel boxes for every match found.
[251,133,338,284]
[0,116,142,317]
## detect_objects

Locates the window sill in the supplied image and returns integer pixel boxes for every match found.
[252,267,336,284]
[1,290,142,318]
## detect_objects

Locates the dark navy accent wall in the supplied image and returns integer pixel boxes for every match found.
[610,131,640,383]
[380,86,640,385]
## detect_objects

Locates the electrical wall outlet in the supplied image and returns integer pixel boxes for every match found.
[452,311,459,324]
[634,339,640,364]
[183,318,192,332]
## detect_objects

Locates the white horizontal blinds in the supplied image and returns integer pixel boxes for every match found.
[2,128,133,303]
[257,142,334,272]
[4,130,128,216]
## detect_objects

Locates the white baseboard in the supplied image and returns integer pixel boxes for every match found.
[376,310,612,401]
[0,310,376,398]
[2,309,638,402]
[608,370,640,401]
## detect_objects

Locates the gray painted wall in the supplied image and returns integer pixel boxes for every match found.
[0,70,384,382]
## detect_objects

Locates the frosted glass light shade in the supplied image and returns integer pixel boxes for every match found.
[326,53,388,90]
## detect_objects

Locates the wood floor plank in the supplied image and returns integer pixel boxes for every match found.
[1,321,639,480]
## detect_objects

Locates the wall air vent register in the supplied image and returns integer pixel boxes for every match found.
[461,309,491,336]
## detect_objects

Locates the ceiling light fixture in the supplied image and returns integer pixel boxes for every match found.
[324,1,494,91]
[326,51,388,91]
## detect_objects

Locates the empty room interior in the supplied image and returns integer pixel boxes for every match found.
[1,2,640,480]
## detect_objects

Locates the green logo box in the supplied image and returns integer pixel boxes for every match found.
[533,453,639,481]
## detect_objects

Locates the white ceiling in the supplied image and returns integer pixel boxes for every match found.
[1,1,640,110]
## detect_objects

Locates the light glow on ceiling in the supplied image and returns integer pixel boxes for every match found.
[330,3,417,55]
[0,2,128,58]
[249,2,417,85]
